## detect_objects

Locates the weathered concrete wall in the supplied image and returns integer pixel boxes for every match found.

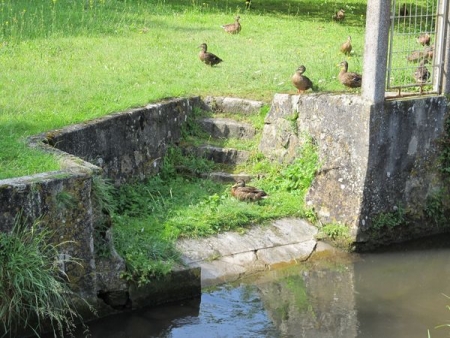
[260,93,450,249]
[359,97,449,245]
[260,93,371,231]
[0,97,204,319]
[0,171,98,299]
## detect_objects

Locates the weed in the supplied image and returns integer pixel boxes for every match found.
[425,190,447,227]
[317,223,352,250]
[372,205,406,230]
[319,223,349,240]
[55,191,76,210]
[91,175,116,215]
[0,215,91,337]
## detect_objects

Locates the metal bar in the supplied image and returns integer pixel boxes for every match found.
[386,0,442,96]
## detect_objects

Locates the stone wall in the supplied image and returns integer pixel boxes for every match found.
[260,93,450,249]
[0,97,204,318]
[39,97,205,185]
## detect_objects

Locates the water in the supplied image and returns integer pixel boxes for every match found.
[76,235,450,338]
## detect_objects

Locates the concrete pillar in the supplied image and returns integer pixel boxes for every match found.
[439,0,450,94]
[362,0,391,103]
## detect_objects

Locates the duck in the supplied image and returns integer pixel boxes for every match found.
[333,9,345,21]
[399,3,408,16]
[340,36,352,55]
[407,46,434,63]
[417,33,431,46]
[338,61,362,88]
[414,60,430,84]
[221,16,241,34]
[414,60,430,94]
[231,180,268,201]
[292,65,313,93]
[198,43,223,66]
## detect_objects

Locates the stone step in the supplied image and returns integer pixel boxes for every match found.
[183,145,250,165]
[200,171,253,183]
[198,117,256,140]
[203,96,264,115]
[176,218,319,287]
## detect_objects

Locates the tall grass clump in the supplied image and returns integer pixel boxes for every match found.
[0,217,88,338]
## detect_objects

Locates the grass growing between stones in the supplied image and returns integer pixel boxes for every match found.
[111,139,319,285]
[0,0,368,180]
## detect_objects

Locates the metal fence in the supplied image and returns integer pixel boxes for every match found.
[387,0,447,96]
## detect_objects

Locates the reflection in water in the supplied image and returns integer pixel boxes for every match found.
[76,235,450,338]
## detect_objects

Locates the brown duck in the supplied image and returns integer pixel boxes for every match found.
[221,16,241,34]
[417,33,431,46]
[399,3,408,16]
[333,9,345,21]
[414,60,430,84]
[340,36,352,55]
[338,61,362,88]
[198,43,223,66]
[231,180,268,201]
[292,65,313,93]
[407,46,434,63]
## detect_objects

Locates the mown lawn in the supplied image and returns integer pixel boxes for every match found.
[0,0,367,179]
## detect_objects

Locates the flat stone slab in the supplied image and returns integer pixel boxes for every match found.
[200,171,253,183]
[198,117,256,140]
[176,218,318,287]
[184,145,250,165]
[203,96,264,114]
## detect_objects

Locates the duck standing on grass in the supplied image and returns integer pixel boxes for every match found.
[399,3,409,16]
[231,180,268,202]
[407,46,434,63]
[292,65,313,94]
[221,16,241,34]
[414,60,430,94]
[417,33,431,46]
[198,43,223,67]
[340,36,352,55]
[333,9,345,21]
[338,60,362,88]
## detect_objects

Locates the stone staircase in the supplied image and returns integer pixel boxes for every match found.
[181,96,264,183]
[175,97,322,287]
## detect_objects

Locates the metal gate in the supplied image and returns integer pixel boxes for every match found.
[387,0,448,96]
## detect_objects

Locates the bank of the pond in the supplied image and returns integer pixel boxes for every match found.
[72,233,450,338]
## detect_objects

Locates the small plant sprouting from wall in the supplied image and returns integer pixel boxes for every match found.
[0,215,90,337]
[317,223,352,250]
[55,191,76,210]
[425,189,447,227]
[91,175,116,258]
[372,205,406,230]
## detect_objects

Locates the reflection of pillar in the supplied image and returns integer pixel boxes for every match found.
[255,264,358,338]
[362,0,391,103]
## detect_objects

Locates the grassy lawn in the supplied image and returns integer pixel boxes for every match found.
[0,0,367,180]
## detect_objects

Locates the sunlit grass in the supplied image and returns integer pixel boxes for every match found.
[111,136,319,284]
[0,0,368,179]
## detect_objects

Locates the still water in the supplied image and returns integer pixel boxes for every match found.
[78,235,450,338]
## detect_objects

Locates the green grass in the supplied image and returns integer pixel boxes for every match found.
[110,136,319,284]
[0,216,90,337]
[0,0,368,179]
